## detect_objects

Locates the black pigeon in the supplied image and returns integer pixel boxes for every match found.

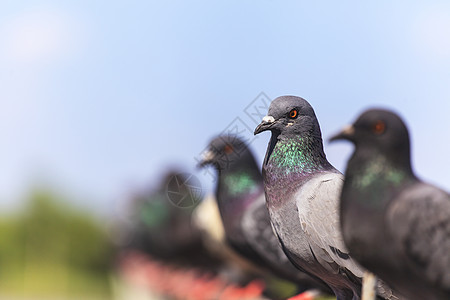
[330,108,450,300]
[254,96,396,300]
[121,171,222,270]
[199,135,330,294]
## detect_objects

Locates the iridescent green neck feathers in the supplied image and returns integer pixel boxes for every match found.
[266,136,330,174]
[222,171,259,197]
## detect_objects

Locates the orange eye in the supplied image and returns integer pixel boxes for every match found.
[289,109,298,119]
[224,145,234,154]
[372,120,386,135]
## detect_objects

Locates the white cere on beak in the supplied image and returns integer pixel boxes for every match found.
[341,125,355,136]
[202,150,215,162]
[262,115,275,123]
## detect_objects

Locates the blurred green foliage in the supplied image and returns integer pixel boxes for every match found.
[0,189,113,299]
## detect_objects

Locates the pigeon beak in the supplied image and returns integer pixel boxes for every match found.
[329,125,355,142]
[197,150,215,168]
[254,115,276,135]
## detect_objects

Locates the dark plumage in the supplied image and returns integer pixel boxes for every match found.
[330,108,450,300]
[122,171,222,270]
[199,135,330,295]
[254,96,396,300]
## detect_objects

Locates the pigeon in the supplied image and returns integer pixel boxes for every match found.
[330,108,450,300]
[199,135,331,295]
[120,171,222,270]
[118,171,277,300]
[254,96,397,300]
[192,193,269,284]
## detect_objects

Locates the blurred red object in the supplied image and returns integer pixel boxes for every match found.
[119,251,266,300]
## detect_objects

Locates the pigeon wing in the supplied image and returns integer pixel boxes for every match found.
[388,182,450,291]
[295,172,364,278]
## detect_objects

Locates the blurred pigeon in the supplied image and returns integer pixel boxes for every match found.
[330,108,450,300]
[199,135,330,295]
[121,171,222,270]
[192,193,268,283]
[117,171,274,300]
[254,96,397,300]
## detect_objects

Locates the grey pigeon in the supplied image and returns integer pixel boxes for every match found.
[199,135,331,295]
[254,96,397,300]
[330,108,450,300]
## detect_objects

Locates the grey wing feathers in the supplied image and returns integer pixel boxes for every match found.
[376,278,400,300]
[295,172,365,278]
[388,183,450,290]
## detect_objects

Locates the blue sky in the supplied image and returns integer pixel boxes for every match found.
[1,1,449,215]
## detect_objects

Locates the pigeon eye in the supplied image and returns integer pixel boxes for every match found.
[372,121,386,135]
[289,109,298,119]
[224,145,234,154]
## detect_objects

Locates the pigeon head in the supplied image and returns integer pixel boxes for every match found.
[254,96,323,140]
[330,108,412,171]
[198,135,251,171]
